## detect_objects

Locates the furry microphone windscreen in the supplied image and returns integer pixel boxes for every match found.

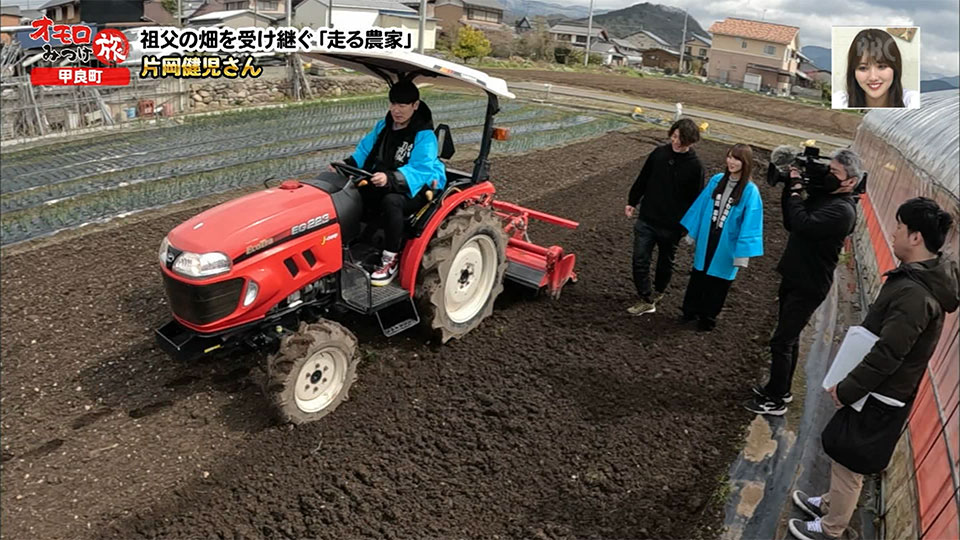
[770,145,802,169]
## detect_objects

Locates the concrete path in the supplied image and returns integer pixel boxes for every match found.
[720,262,878,540]
[509,81,854,148]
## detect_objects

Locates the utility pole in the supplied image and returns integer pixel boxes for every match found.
[583,0,594,67]
[327,0,334,27]
[417,0,426,53]
[288,0,300,100]
[678,9,687,74]
[177,0,184,115]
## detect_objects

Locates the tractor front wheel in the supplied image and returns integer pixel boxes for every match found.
[261,320,359,424]
[417,206,507,343]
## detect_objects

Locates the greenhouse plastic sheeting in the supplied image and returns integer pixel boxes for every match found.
[860,89,959,198]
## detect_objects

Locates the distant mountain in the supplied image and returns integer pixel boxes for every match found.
[921,76,959,93]
[801,45,831,71]
[499,0,609,22]
[567,2,708,46]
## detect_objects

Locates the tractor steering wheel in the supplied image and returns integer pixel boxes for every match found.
[331,162,373,186]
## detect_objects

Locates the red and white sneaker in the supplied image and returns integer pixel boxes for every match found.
[371,251,399,286]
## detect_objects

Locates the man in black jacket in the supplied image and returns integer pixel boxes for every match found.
[625,118,705,315]
[788,197,958,540]
[746,149,862,415]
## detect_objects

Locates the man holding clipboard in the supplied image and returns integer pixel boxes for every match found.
[788,197,959,540]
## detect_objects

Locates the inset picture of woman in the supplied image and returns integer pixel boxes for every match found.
[831,26,921,109]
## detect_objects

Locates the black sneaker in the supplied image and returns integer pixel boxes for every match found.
[752,384,793,404]
[792,490,824,519]
[743,395,787,416]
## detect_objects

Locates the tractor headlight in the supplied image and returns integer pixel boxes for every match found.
[243,280,259,307]
[172,251,231,278]
[158,236,171,266]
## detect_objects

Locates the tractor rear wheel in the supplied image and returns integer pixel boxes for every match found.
[261,320,359,424]
[417,206,507,343]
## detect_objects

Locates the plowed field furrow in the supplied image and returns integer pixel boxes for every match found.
[1,97,496,186]
[0,108,558,214]
[0,115,624,245]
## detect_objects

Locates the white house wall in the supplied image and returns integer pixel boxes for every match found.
[331,8,379,29]
[379,14,436,50]
[294,0,329,28]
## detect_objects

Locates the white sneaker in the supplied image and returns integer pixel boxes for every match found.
[792,490,824,518]
[371,251,399,286]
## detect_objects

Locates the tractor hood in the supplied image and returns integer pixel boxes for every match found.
[166,182,337,262]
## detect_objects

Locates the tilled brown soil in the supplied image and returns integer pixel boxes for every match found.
[1,132,787,540]
[486,68,861,139]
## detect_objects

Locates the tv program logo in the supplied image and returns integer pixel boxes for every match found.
[28,17,132,86]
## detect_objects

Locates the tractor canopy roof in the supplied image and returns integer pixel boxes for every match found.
[313,50,515,100]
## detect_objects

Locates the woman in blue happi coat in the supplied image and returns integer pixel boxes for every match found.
[679,143,764,331]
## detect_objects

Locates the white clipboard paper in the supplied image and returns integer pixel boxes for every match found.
[822,326,905,412]
[823,326,880,390]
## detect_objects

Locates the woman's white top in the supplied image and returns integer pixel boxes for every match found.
[832,89,921,109]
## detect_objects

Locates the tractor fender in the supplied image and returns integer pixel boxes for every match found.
[399,181,496,293]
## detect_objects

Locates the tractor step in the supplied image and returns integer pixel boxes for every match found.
[375,297,420,337]
[340,261,411,314]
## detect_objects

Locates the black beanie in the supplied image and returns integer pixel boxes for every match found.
[389,80,420,104]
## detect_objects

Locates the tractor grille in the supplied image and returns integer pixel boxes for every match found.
[162,274,244,326]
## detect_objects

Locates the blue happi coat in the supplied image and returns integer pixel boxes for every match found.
[680,172,764,280]
[350,117,447,199]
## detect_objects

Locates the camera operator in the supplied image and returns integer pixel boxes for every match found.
[745,149,862,416]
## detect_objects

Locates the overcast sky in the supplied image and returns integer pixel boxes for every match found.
[7,0,958,77]
[590,0,959,79]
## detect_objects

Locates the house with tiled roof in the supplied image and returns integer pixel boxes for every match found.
[706,17,802,94]
[39,0,145,26]
[683,33,711,74]
[294,0,437,49]
[622,29,681,70]
[623,30,672,52]
[549,22,609,49]
[435,0,507,36]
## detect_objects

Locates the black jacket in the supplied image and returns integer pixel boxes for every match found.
[776,188,858,298]
[627,144,705,231]
[838,256,960,405]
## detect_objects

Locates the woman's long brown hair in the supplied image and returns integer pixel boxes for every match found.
[846,28,905,107]
[712,143,753,204]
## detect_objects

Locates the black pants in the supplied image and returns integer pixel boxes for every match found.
[632,218,681,300]
[681,269,732,328]
[764,279,827,400]
[360,187,428,253]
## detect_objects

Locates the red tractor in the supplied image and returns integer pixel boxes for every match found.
[156,51,579,424]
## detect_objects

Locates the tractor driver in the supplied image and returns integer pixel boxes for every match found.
[334,79,447,286]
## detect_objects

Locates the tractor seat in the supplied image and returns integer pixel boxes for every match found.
[433,123,472,186]
[404,124,471,235]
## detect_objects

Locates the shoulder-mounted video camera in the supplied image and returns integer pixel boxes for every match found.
[766,145,830,187]
[766,144,868,195]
